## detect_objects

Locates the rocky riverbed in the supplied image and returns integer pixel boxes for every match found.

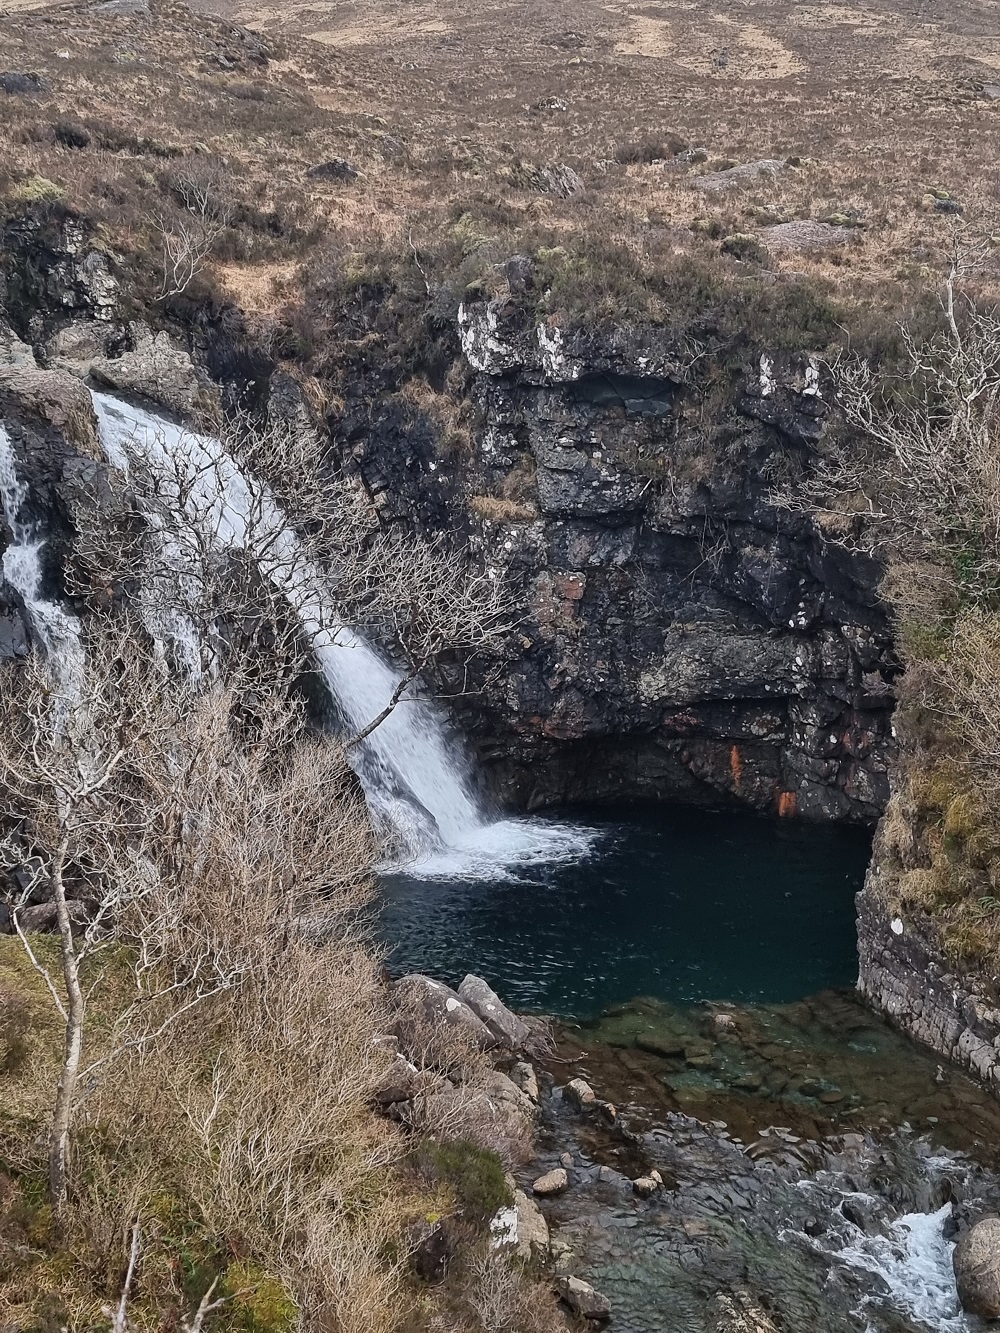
[518,989,1000,1332]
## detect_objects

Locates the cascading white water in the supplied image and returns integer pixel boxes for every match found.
[90,391,595,875]
[0,424,84,705]
[833,1203,968,1332]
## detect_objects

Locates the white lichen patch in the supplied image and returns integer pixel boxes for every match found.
[537,321,582,382]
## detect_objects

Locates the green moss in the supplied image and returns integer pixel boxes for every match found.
[6,174,65,206]
[222,1262,297,1333]
[414,1139,512,1224]
[898,618,951,663]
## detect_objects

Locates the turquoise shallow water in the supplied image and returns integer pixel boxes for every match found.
[378,805,873,1018]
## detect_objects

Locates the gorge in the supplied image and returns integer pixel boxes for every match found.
[3,0,1000,1323]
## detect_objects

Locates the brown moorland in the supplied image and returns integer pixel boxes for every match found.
[1,0,998,322]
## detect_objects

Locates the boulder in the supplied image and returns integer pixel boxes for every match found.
[954,1216,1000,1318]
[532,1167,568,1196]
[526,163,584,197]
[393,973,496,1051]
[510,1060,540,1102]
[556,1275,611,1321]
[493,1182,550,1260]
[373,1052,435,1107]
[15,899,90,933]
[84,323,219,421]
[306,158,358,182]
[0,72,48,95]
[0,325,99,454]
[409,1217,450,1282]
[404,1072,534,1158]
[633,1175,659,1198]
[693,158,786,193]
[762,221,851,253]
[458,974,531,1049]
[564,1077,597,1109]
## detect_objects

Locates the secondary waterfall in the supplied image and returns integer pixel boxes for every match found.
[90,391,594,875]
[0,424,84,706]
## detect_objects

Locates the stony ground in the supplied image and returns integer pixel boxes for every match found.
[2,0,999,316]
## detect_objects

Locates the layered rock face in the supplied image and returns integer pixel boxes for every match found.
[858,804,1000,1095]
[348,306,897,823]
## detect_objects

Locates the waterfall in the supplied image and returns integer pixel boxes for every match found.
[90,391,595,876]
[0,424,84,706]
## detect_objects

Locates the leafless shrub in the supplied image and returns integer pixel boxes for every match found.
[777,238,1000,601]
[465,1248,562,1333]
[152,161,235,299]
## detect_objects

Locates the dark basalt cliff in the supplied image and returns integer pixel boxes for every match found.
[11,207,1000,1101]
[1,215,900,824]
[345,304,898,823]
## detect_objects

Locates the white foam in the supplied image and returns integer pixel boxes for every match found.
[833,1204,968,1331]
[0,424,84,708]
[397,816,600,881]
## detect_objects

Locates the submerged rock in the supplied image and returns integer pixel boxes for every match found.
[954,1216,1000,1318]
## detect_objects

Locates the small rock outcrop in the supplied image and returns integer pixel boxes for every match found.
[533,1167,569,1197]
[54,321,219,422]
[693,158,787,193]
[564,1078,597,1109]
[511,1060,540,1102]
[306,157,359,182]
[0,72,47,96]
[512,1187,550,1259]
[0,323,98,453]
[393,973,496,1050]
[556,1275,612,1321]
[954,1216,1000,1318]
[458,973,531,1050]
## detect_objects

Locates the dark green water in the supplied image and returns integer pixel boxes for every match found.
[378,806,873,1018]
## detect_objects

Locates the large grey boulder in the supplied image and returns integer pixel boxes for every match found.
[692,158,786,193]
[557,1275,611,1321]
[393,973,496,1050]
[84,323,219,421]
[955,1216,1000,1318]
[458,974,531,1050]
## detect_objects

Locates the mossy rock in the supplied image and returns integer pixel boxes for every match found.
[6,174,65,206]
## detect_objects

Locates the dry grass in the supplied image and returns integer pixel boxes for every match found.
[2,0,999,327]
[0,641,417,1332]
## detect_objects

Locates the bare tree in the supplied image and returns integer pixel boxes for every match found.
[777,238,1000,604]
[151,163,233,301]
